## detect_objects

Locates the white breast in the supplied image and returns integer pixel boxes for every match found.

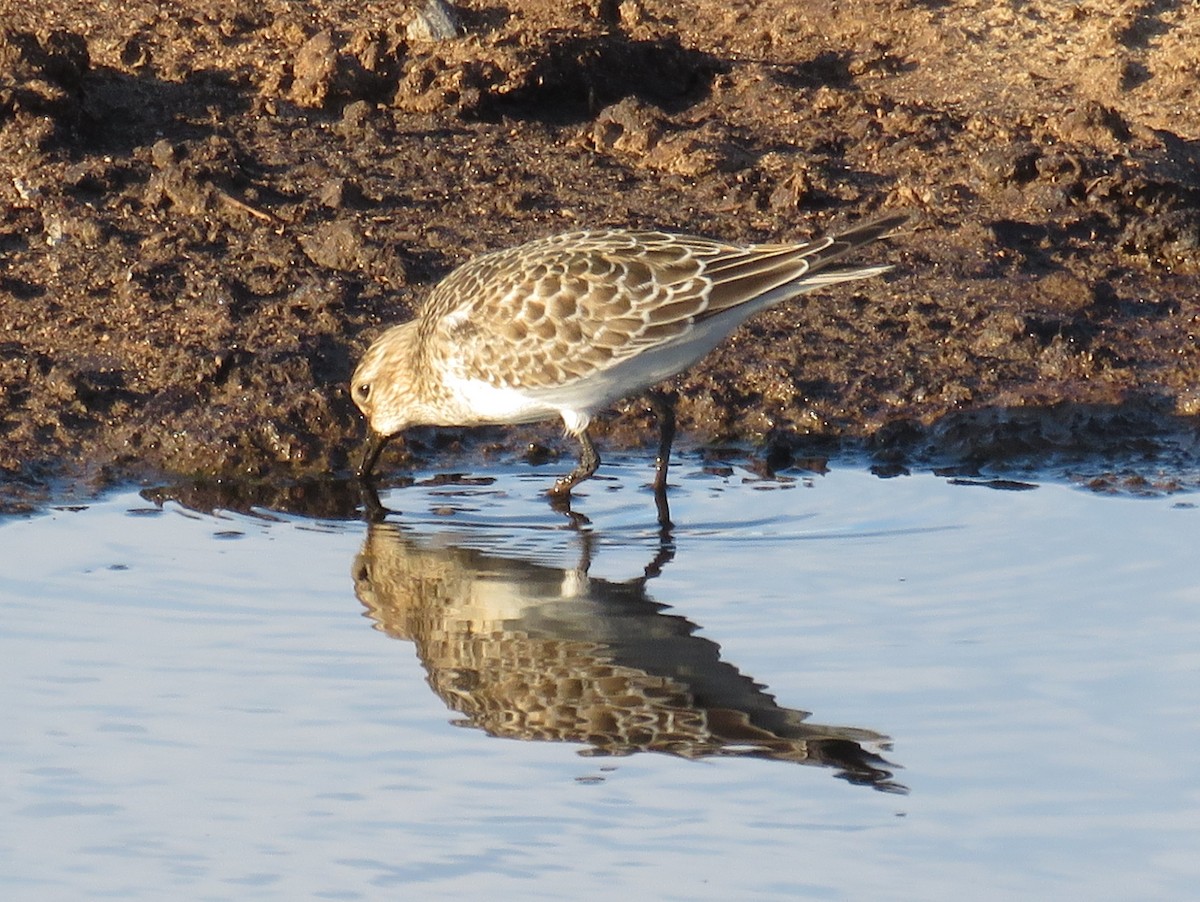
[439,373,575,428]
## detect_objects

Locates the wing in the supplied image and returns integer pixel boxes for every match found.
[417,221,901,392]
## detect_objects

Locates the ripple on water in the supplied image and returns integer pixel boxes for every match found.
[1,459,1198,899]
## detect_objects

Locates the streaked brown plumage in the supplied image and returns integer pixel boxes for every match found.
[352,214,907,499]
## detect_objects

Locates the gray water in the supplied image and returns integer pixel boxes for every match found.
[2,459,1198,900]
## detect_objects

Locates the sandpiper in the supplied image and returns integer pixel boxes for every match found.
[352,215,907,497]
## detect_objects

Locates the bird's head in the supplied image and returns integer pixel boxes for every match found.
[351,322,421,477]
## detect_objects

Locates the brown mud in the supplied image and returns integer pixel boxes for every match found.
[2,0,1199,512]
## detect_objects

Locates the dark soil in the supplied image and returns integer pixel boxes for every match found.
[3,0,1199,511]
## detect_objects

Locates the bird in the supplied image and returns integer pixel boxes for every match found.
[351,214,907,499]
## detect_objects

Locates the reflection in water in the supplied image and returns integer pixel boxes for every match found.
[352,523,906,792]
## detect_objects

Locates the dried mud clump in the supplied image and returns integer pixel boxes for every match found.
[2,0,1200,504]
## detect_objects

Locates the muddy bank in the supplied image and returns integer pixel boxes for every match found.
[2,0,1199,510]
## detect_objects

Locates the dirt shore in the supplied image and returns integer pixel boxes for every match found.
[2,0,1199,511]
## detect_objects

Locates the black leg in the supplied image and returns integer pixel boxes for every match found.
[356,429,390,479]
[548,429,600,497]
[647,390,676,494]
[653,486,672,529]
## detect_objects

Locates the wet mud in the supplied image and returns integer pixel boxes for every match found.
[3,0,1199,510]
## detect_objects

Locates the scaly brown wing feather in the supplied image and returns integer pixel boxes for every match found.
[418,219,903,392]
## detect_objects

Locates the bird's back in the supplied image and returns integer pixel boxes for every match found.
[414,218,905,398]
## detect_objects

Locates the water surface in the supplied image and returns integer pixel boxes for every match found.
[2,460,1198,899]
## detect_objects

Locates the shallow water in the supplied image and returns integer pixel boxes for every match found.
[2,459,1198,900]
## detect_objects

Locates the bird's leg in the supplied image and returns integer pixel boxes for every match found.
[647,390,677,495]
[653,484,672,529]
[549,429,600,497]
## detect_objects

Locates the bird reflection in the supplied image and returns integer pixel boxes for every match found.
[351,522,906,792]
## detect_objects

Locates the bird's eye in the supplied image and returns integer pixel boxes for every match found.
[353,382,371,403]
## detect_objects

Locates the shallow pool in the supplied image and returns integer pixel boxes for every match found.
[2,458,1198,899]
